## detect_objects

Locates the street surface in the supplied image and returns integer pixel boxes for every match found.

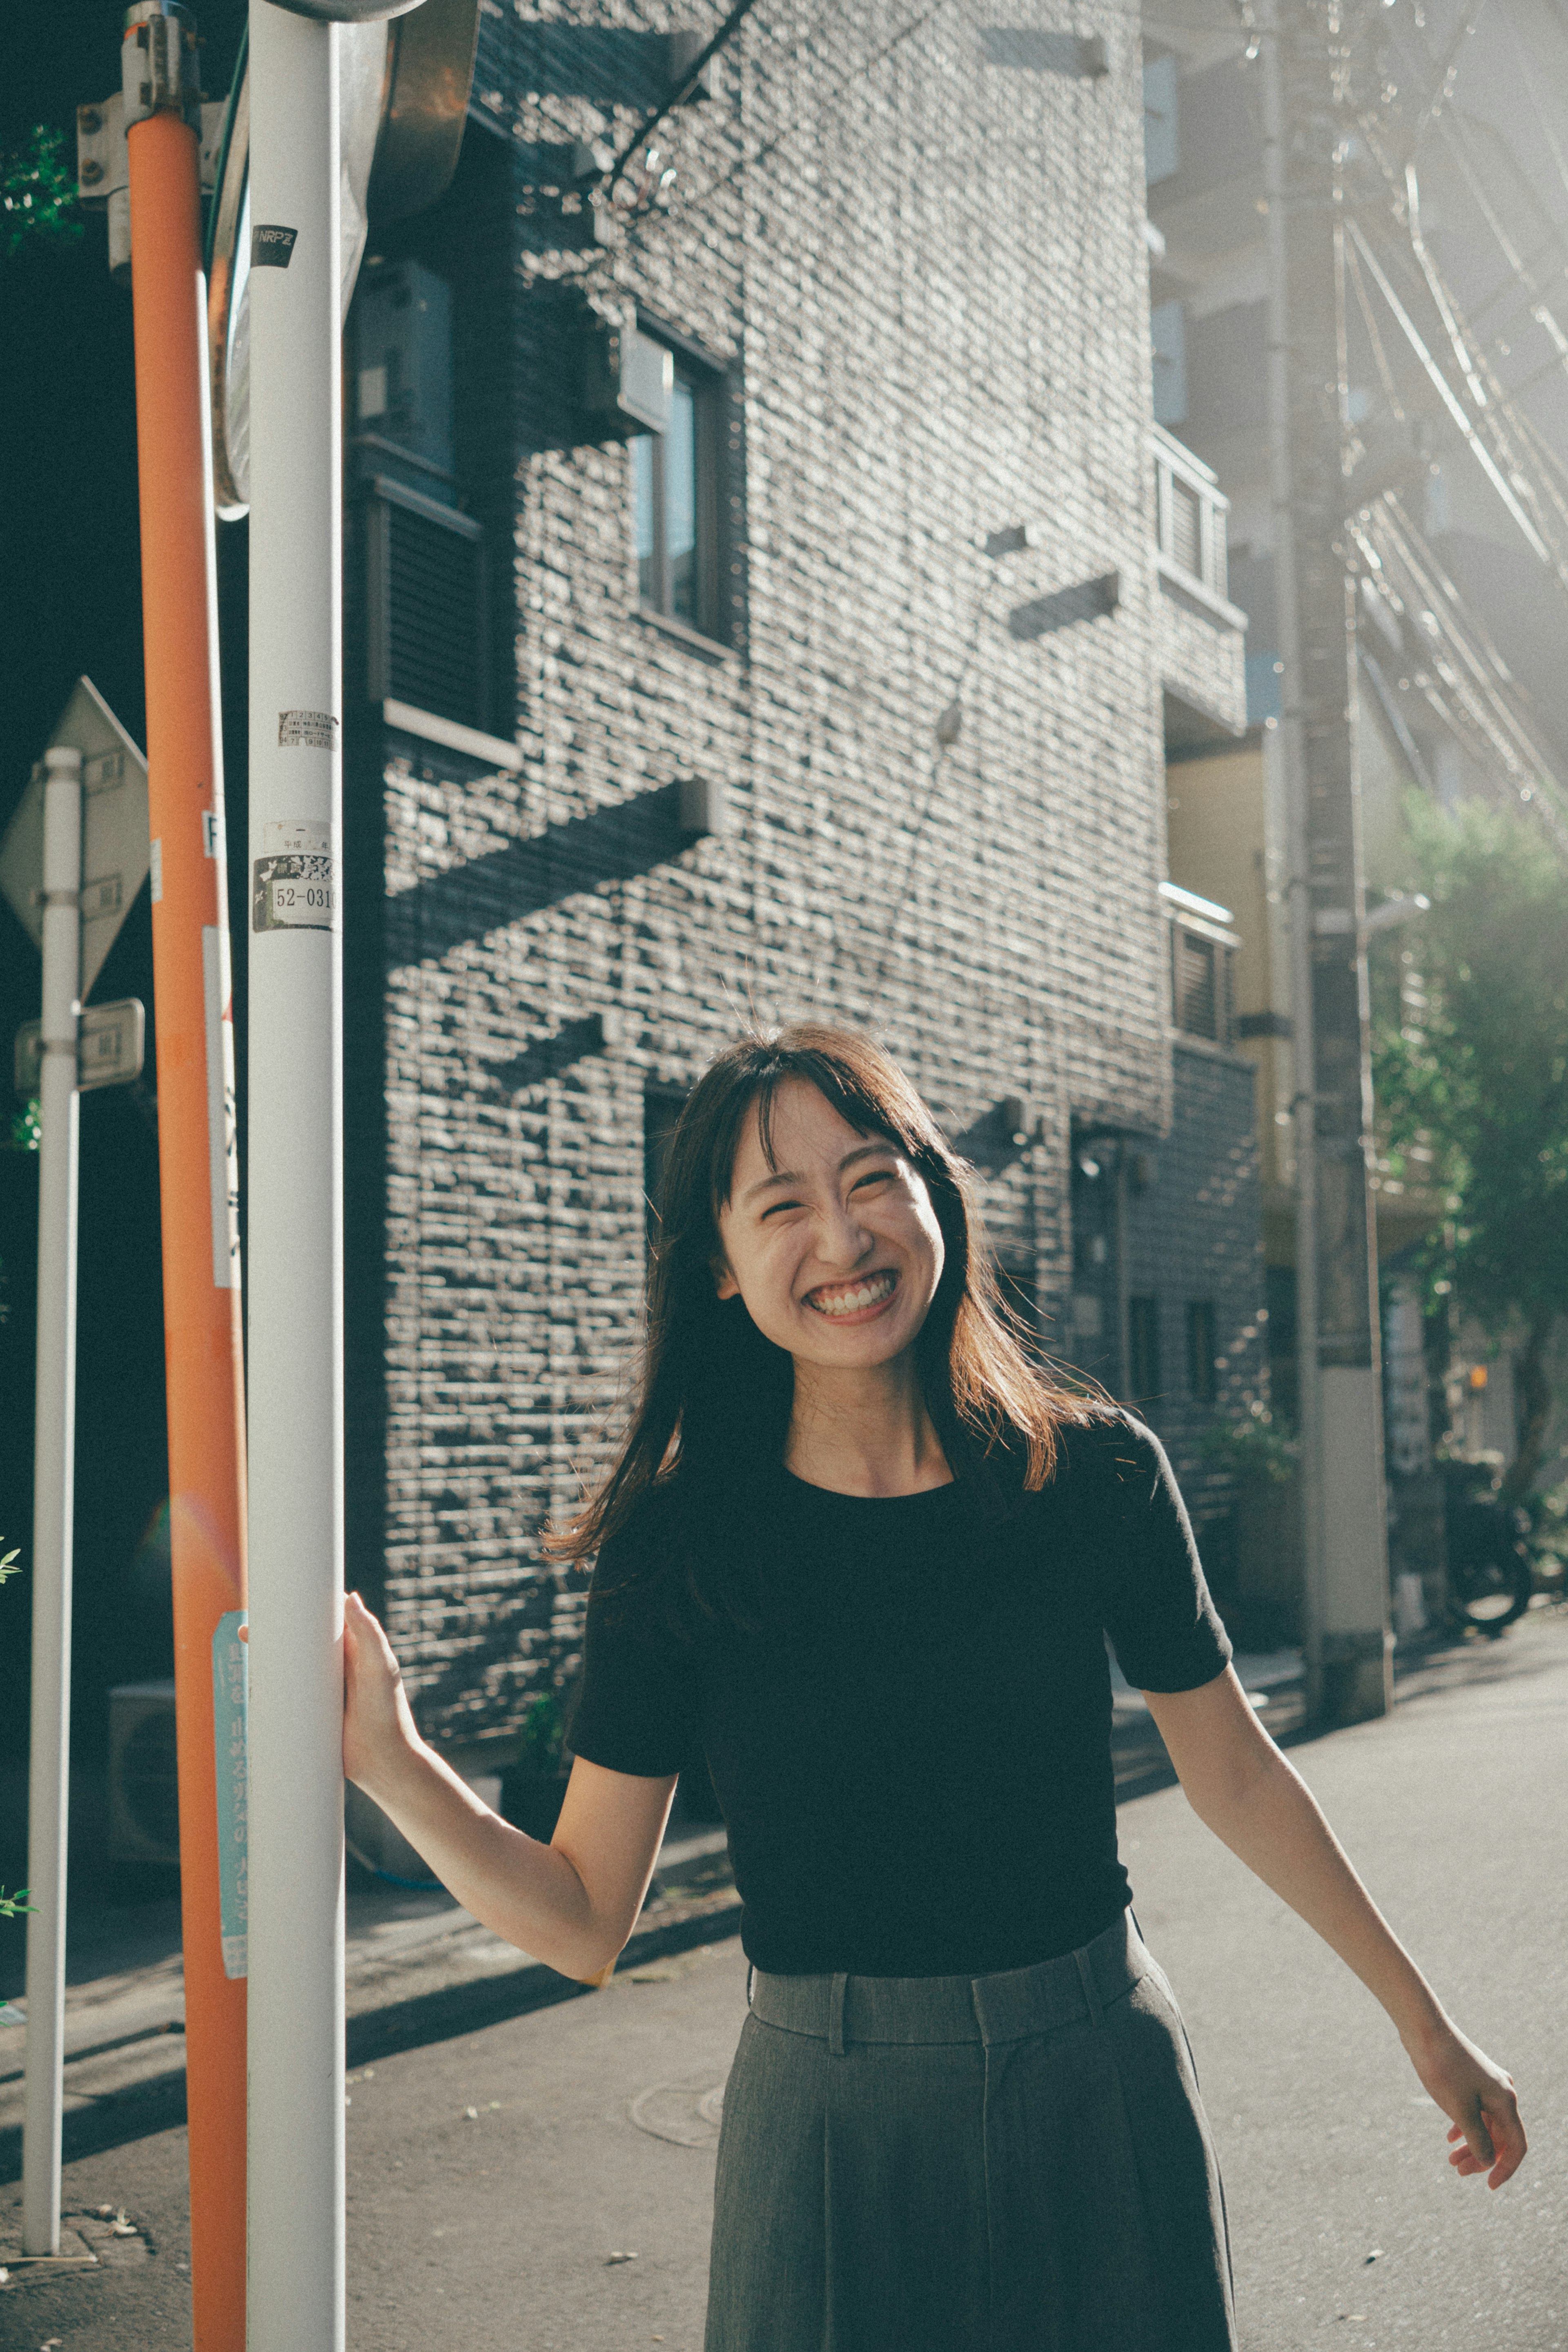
[1,1610,1564,2351]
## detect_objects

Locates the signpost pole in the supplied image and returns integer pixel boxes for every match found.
[21,747,83,2258]
[121,7,250,2343]
[246,7,346,2344]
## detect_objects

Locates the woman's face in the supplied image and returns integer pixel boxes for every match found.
[714,1079,946,1374]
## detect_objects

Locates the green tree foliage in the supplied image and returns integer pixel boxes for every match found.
[2,125,82,260]
[1372,796,1568,1493]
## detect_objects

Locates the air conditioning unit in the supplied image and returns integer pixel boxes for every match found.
[352,259,455,488]
[582,317,672,438]
[108,1681,180,1866]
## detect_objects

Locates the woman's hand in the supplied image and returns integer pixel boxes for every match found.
[1403,2017,1526,2189]
[343,1589,424,1797]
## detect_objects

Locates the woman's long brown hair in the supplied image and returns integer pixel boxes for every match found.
[549,1025,1092,1584]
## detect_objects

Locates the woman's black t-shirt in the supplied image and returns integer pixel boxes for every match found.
[568,1410,1230,1977]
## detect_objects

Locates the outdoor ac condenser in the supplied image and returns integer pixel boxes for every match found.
[107,1680,180,1866]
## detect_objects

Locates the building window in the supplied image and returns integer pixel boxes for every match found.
[1143,52,1179,185]
[1175,927,1217,1039]
[1128,1296,1161,1400]
[1150,299,1187,428]
[364,477,488,731]
[633,355,720,638]
[1185,1300,1218,1403]
[1152,425,1229,602]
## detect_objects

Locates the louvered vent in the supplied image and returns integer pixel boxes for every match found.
[1169,477,1202,578]
[1175,926,1218,1040]
[366,477,488,731]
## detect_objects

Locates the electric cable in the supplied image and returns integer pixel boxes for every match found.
[857,568,998,1021]
[615,0,958,232]
[600,0,767,205]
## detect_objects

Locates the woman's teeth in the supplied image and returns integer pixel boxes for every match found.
[807,1271,897,1317]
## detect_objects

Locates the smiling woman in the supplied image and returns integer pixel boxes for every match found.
[558,1024,1074,1572]
[341,1025,1525,2352]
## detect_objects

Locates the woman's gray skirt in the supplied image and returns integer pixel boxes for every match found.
[704,1910,1236,2352]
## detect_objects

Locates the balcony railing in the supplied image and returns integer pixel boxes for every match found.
[1152,424,1244,626]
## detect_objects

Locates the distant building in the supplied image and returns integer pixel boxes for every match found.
[1139,0,1568,1617]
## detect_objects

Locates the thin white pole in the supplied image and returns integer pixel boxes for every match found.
[245,7,345,2348]
[22,745,83,2258]
[1259,0,1328,1713]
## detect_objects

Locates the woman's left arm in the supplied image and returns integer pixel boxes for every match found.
[1142,1666,1527,2189]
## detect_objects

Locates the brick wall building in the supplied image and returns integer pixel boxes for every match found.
[341,0,1266,1774]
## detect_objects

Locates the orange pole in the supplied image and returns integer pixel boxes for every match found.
[125,93,248,2352]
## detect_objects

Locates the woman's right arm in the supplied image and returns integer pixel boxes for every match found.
[343,1590,677,1982]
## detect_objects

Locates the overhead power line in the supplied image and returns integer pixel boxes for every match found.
[600,0,767,198]
[1345,216,1557,568]
[617,0,957,229]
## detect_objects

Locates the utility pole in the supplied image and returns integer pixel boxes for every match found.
[119,4,251,2342]
[1261,0,1393,1724]
[245,0,347,2320]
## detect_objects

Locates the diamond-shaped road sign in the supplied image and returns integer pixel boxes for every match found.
[0,677,151,1000]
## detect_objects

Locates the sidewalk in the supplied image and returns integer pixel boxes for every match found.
[0,1820,739,2180]
[0,1627,1510,2181]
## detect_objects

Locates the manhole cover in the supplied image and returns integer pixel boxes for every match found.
[629,2079,726,2147]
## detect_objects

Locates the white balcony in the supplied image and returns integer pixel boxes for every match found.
[1152,425,1249,744]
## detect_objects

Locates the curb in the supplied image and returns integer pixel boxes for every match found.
[0,1888,742,2186]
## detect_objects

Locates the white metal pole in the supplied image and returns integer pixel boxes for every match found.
[1259,0,1328,1716]
[246,7,345,2347]
[22,746,83,2257]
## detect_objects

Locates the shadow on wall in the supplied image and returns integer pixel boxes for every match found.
[384,779,688,964]
[1008,572,1121,642]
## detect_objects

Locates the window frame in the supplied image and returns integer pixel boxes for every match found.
[630,328,727,646]
[1184,1299,1218,1404]
[1128,1294,1162,1402]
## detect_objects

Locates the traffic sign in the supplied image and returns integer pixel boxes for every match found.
[13,999,145,1098]
[0,679,151,1000]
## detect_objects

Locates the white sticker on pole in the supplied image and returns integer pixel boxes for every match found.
[212,1610,249,1980]
[252,817,336,934]
[202,925,241,1289]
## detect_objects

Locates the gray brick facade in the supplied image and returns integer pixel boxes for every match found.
[346,1,1265,1763]
[1127,1039,1269,1571]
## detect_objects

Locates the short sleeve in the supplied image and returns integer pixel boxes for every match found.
[567,1509,701,1778]
[1093,1415,1232,1693]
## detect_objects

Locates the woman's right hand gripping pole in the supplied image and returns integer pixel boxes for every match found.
[342,1590,679,1985]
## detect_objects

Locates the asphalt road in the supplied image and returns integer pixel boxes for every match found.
[2,1610,1564,2352]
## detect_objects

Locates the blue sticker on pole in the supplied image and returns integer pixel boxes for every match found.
[212,1610,249,1980]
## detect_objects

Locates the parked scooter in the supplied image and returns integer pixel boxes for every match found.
[1441,1459,1534,1636]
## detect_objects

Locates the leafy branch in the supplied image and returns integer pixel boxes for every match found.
[1196,1408,1299,1487]
[1372,795,1568,1493]
[2,126,82,260]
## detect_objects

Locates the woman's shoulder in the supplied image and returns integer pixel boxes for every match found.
[1051,1400,1153,1466]
[590,1475,687,1587]
[586,1474,710,1647]
[1045,1404,1173,1508]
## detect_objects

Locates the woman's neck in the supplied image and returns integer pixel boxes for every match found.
[783,1354,953,1497]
